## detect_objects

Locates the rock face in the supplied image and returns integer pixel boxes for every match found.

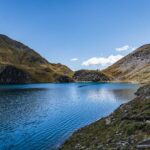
[0,34,73,83]
[0,65,33,84]
[73,70,109,82]
[136,84,150,97]
[60,85,150,150]
[103,44,150,83]
[56,75,74,83]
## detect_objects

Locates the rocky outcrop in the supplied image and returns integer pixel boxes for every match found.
[0,34,73,83]
[0,65,33,84]
[60,85,150,150]
[56,75,74,83]
[73,70,110,82]
[135,84,150,97]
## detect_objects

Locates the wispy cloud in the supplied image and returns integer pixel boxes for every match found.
[70,58,78,61]
[82,55,123,67]
[116,45,137,52]
[131,47,137,51]
[116,45,130,51]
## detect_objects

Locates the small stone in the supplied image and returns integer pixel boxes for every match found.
[124,109,128,113]
[145,120,150,124]
[105,118,111,125]
[96,145,103,150]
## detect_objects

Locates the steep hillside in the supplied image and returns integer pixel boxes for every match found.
[103,44,150,83]
[73,70,110,82]
[0,34,73,83]
[61,84,150,150]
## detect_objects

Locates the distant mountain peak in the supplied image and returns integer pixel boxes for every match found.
[0,34,73,83]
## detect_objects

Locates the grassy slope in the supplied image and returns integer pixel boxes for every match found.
[61,85,150,150]
[0,34,73,83]
[103,44,150,84]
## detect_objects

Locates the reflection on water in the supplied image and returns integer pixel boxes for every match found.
[87,89,136,102]
[0,83,138,150]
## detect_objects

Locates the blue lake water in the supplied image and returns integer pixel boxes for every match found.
[0,83,138,150]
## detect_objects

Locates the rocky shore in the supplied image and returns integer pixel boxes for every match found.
[60,84,150,150]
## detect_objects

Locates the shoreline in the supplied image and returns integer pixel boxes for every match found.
[60,84,150,150]
[0,78,143,85]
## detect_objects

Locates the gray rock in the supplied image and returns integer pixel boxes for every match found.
[136,138,150,149]
[105,118,111,125]
[0,65,32,84]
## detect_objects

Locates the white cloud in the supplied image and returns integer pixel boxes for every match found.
[82,55,123,67]
[116,45,130,51]
[116,45,137,52]
[131,47,137,51]
[70,58,78,61]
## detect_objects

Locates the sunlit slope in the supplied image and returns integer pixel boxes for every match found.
[103,44,150,83]
[0,34,73,83]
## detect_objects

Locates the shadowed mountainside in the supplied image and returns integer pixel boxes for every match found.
[103,44,150,83]
[0,34,73,83]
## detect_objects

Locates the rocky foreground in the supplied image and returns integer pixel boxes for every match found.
[60,84,150,150]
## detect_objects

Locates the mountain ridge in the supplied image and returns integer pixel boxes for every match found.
[0,34,149,84]
[103,44,150,83]
[0,34,73,83]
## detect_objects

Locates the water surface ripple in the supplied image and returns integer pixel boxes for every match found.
[0,83,138,150]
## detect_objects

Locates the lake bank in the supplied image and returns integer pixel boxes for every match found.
[60,84,150,150]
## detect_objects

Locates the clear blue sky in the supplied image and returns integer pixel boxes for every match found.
[0,0,150,70]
